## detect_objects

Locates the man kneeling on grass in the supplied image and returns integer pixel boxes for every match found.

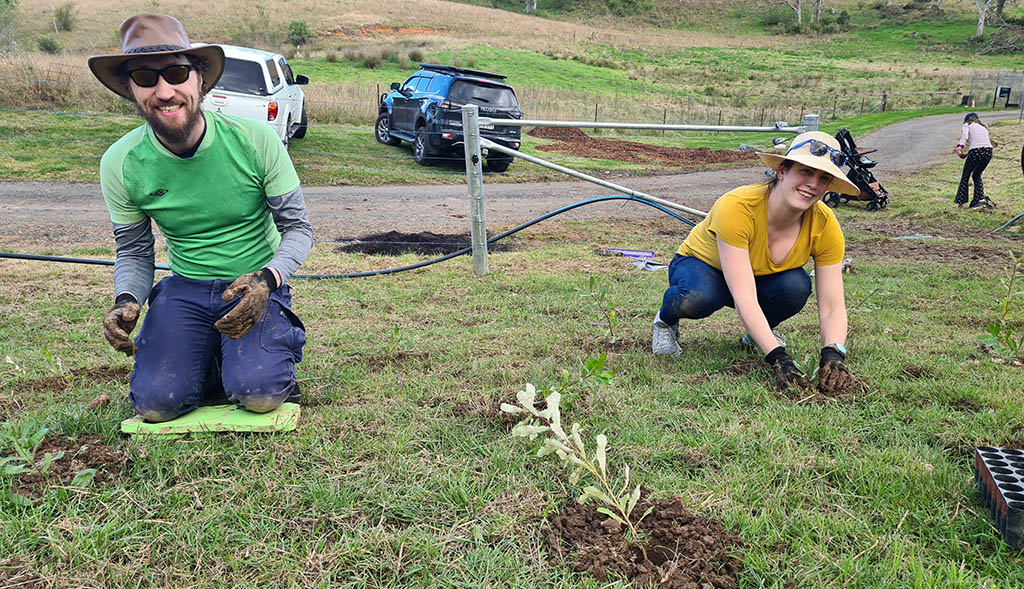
[90,14,312,422]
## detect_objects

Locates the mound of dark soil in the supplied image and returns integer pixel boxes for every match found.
[334,231,514,256]
[546,496,742,588]
[527,126,758,167]
[10,435,126,500]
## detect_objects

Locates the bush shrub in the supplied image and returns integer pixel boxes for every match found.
[361,52,381,69]
[409,48,424,62]
[287,20,313,46]
[38,36,60,54]
[53,2,75,32]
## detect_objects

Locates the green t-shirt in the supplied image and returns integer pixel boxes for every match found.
[100,112,301,280]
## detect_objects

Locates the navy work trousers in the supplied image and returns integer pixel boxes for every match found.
[129,275,305,422]
[658,254,811,327]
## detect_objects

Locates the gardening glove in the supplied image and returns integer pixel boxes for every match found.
[817,346,853,394]
[214,268,276,339]
[103,295,140,356]
[764,346,811,391]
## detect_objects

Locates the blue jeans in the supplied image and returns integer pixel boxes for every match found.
[129,275,305,422]
[658,255,811,328]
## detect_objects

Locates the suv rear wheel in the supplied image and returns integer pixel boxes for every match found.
[413,126,436,166]
[292,106,308,139]
[486,156,513,173]
[375,113,401,146]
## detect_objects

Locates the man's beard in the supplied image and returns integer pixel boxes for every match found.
[137,102,204,147]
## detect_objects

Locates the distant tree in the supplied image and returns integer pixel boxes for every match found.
[770,0,802,26]
[524,0,537,12]
[975,0,996,36]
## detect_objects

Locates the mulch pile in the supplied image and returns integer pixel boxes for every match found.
[10,435,126,500]
[528,126,758,166]
[546,496,742,587]
[335,231,514,256]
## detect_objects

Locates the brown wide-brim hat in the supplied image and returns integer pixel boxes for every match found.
[88,13,224,100]
[756,131,860,196]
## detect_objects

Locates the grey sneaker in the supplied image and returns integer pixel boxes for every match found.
[740,329,786,350]
[652,313,682,356]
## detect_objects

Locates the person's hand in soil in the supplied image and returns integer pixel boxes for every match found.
[817,346,853,393]
[215,268,276,339]
[764,346,811,391]
[103,297,140,356]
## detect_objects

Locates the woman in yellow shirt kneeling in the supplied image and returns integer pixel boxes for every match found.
[652,131,858,393]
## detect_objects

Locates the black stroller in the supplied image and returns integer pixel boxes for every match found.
[822,128,889,212]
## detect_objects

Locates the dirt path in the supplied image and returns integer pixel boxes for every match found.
[1,111,1019,250]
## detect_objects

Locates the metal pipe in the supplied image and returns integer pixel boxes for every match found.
[462,104,488,276]
[476,118,807,134]
[479,138,708,218]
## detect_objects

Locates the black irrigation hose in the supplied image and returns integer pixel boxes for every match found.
[0,194,696,279]
[989,210,1024,234]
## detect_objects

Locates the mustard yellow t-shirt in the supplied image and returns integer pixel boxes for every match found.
[677,183,845,275]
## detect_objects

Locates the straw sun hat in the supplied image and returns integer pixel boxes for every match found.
[756,131,860,196]
[88,14,224,101]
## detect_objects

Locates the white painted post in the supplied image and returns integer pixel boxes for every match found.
[462,104,488,276]
[803,113,820,132]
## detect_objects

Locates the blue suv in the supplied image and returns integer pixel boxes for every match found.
[375,64,524,172]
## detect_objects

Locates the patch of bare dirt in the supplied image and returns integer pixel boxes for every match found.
[0,558,45,589]
[9,435,126,500]
[528,126,759,167]
[846,238,1010,266]
[22,364,130,393]
[1002,438,1024,451]
[954,397,984,412]
[334,231,514,256]
[720,358,760,376]
[545,496,742,588]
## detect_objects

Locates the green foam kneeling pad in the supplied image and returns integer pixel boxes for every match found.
[121,403,300,437]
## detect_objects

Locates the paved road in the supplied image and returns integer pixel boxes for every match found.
[1,111,1019,249]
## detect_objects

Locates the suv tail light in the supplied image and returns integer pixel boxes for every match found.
[267,101,279,121]
[438,100,462,110]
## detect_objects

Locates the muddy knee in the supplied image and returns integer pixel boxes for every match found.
[240,395,284,414]
[670,291,716,320]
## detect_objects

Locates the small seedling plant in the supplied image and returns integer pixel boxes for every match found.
[0,419,95,506]
[541,353,613,409]
[386,324,415,359]
[577,276,617,343]
[502,383,652,558]
[978,251,1024,363]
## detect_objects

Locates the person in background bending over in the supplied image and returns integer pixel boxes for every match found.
[652,131,859,393]
[955,112,996,209]
[89,14,313,422]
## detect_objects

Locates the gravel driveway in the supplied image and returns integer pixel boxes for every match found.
[1,111,1019,250]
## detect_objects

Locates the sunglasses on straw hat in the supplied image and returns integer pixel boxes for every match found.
[786,139,848,168]
[127,64,196,87]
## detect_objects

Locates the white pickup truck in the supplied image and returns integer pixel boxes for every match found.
[193,43,309,143]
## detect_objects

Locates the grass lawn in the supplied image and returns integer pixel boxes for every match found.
[2,119,1024,587]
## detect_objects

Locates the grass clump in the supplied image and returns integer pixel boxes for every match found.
[52,2,75,32]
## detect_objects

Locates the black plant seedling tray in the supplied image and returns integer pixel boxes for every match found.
[975,446,1024,549]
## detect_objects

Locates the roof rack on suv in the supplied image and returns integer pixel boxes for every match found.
[418,63,507,81]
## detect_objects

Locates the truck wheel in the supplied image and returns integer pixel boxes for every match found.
[413,126,436,166]
[486,156,512,173]
[375,113,401,146]
[292,106,308,139]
